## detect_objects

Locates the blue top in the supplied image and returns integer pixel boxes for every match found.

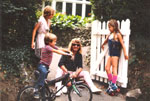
[108,34,121,57]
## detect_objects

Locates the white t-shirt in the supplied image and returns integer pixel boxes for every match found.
[36,16,50,49]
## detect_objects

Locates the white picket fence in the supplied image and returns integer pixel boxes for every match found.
[42,0,91,19]
[90,19,131,88]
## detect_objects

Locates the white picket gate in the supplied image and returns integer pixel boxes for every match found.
[90,19,131,88]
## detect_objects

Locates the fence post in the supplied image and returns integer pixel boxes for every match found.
[119,19,131,87]
[42,0,45,11]
[51,0,56,11]
[81,0,86,19]
[72,3,76,16]
[90,20,99,78]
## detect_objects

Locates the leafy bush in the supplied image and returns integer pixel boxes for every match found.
[2,0,41,50]
[35,10,93,31]
[51,13,92,30]
[36,10,42,19]
[1,46,38,77]
[2,0,41,78]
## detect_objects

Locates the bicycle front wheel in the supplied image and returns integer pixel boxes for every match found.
[68,83,92,101]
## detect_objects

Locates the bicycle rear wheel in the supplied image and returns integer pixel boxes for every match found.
[68,83,92,101]
[17,86,51,101]
[17,86,39,101]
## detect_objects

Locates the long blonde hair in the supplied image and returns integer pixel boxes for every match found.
[43,6,55,17]
[68,38,82,54]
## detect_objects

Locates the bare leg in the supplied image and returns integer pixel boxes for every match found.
[112,56,119,76]
[105,57,113,82]
[112,56,119,85]
[105,57,112,74]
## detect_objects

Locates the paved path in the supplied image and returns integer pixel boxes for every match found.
[47,47,126,101]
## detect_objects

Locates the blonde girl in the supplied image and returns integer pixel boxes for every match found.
[101,19,128,93]
[31,6,55,58]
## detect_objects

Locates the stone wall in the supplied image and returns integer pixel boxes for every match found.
[53,27,91,47]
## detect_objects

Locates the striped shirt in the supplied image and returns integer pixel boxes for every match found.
[40,45,58,66]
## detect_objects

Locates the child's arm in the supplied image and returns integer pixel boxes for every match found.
[31,22,41,49]
[52,48,71,56]
[101,35,109,50]
[118,33,128,60]
[58,47,73,55]
[58,47,69,52]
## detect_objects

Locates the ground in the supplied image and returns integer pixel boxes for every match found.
[0,47,149,101]
[0,47,125,101]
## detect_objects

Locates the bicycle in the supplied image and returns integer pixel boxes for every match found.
[17,70,93,101]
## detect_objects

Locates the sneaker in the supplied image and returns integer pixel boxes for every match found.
[111,83,118,90]
[91,87,102,94]
[56,90,62,97]
[106,87,113,94]
[106,81,112,93]
[108,81,112,85]
[56,86,62,97]
[62,86,67,94]
[34,88,40,99]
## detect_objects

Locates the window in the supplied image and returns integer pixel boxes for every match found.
[66,3,72,15]
[86,5,91,17]
[76,4,82,16]
[56,2,62,12]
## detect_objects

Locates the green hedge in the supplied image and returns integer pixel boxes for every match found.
[51,13,92,30]
[1,46,38,77]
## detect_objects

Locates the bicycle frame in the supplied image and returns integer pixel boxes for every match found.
[43,73,85,100]
[17,70,92,101]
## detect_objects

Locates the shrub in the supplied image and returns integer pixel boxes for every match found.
[1,46,38,77]
[51,13,92,30]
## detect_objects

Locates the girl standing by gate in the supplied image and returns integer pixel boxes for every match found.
[101,19,128,95]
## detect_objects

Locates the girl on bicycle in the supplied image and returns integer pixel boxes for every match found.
[101,19,128,93]
[55,38,102,96]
